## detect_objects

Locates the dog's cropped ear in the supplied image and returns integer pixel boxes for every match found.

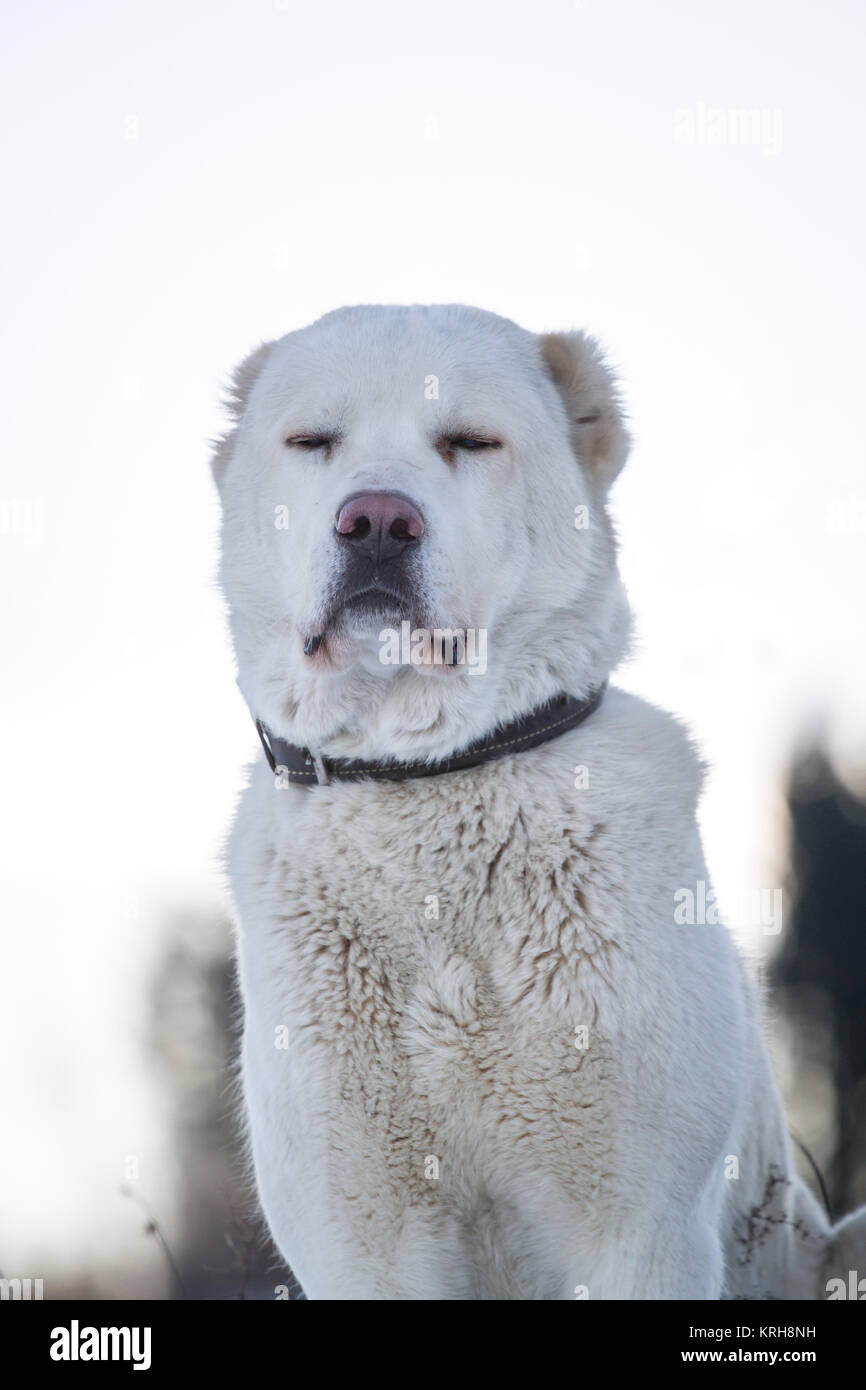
[210,340,275,489]
[539,331,629,491]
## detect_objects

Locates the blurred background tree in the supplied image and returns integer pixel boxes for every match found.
[771,746,866,1218]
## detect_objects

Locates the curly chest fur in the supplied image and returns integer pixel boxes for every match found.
[233,743,685,1211]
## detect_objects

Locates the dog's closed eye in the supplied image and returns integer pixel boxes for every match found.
[285,433,341,453]
[437,433,503,464]
[447,435,502,451]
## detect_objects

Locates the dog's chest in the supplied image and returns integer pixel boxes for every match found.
[232,759,646,1203]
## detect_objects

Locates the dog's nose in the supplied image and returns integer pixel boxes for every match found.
[335,491,425,564]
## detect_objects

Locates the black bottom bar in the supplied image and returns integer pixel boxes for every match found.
[1,1297,861,1376]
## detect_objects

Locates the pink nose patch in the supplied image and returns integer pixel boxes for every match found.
[335,492,425,542]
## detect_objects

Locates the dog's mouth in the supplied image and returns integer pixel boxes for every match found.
[342,584,413,619]
[303,583,417,658]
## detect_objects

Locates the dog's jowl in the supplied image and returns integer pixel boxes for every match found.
[213,304,866,1299]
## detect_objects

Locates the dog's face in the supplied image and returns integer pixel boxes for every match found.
[213,305,631,758]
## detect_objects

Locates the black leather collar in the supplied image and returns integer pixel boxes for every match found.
[254,685,606,787]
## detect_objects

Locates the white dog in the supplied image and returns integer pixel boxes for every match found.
[213,304,866,1299]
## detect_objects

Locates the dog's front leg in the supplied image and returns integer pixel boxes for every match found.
[561,1218,725,1301]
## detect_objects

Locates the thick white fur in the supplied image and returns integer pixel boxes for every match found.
[214,304,865,1299]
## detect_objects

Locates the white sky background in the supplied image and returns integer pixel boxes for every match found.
[1,0,864,1290]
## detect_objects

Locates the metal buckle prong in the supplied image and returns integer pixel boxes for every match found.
[255,719,277,773]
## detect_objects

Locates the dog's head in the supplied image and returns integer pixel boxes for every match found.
[213,305,631,760]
